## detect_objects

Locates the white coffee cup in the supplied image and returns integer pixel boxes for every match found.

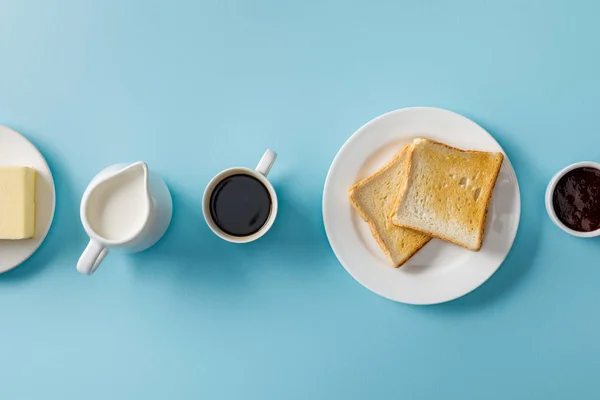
[545,161,600,238]
[203,149,278,243]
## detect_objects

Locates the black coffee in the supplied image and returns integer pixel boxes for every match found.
[209,174,272,237]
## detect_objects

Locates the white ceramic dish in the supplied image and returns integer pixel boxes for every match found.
[322,107,521,304]
[545,161,600,237]
[0,126,56,273]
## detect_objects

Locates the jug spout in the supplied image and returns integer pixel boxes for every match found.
[110,161,152,213]
[103,161,151,201]
[120,161,150,197]
[93,161,149,189]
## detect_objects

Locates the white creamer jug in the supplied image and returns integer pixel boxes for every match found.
[77,161,172,275]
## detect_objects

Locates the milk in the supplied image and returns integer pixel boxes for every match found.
[86,167,149,241]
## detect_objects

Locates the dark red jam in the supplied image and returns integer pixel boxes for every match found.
[553,167,600,232]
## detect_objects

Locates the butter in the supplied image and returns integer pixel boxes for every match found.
[0,167,36,239]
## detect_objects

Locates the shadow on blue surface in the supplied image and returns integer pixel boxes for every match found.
[129,185,247,284]
[251,181,333,274]
[425,123,544,311]
[130,178,330,287]
[0,129,84,282]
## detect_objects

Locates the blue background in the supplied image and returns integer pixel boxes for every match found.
[1,0,599,398]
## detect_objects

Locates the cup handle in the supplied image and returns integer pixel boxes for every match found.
[255,149,277,177]
[77,240,109,275]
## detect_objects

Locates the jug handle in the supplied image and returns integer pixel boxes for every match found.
[255,149,277,177]
[77,240,109,275]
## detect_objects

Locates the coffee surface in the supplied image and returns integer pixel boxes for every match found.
[210,174,271,237]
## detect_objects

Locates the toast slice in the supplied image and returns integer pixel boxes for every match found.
[390,138,503,251]
[349,146,431,267]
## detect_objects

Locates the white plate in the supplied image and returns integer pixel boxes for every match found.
[323,107,520,304]
[0,126,56,273]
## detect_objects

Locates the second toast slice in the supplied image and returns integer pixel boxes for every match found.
[349,146,431,267]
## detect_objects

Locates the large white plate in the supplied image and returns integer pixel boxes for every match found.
[323,107,520,304]
[0,126,56,273]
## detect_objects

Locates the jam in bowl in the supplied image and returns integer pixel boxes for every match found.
[546,161,600,237]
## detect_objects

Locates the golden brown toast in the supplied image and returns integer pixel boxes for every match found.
[349,146,431,267]
[390,138,503,250]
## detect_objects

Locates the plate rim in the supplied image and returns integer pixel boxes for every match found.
[0,125,57,273]
[322,106,521,304]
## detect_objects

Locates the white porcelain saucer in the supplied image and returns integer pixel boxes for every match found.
[0,126,56,273]
[323,107,521,304]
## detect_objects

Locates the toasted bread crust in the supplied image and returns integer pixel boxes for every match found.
[348,145,410,195]
[473,152,503,250]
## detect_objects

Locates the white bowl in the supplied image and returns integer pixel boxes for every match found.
[545,161,600,237]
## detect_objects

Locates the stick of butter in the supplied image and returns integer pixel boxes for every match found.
[0,167,36,239]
